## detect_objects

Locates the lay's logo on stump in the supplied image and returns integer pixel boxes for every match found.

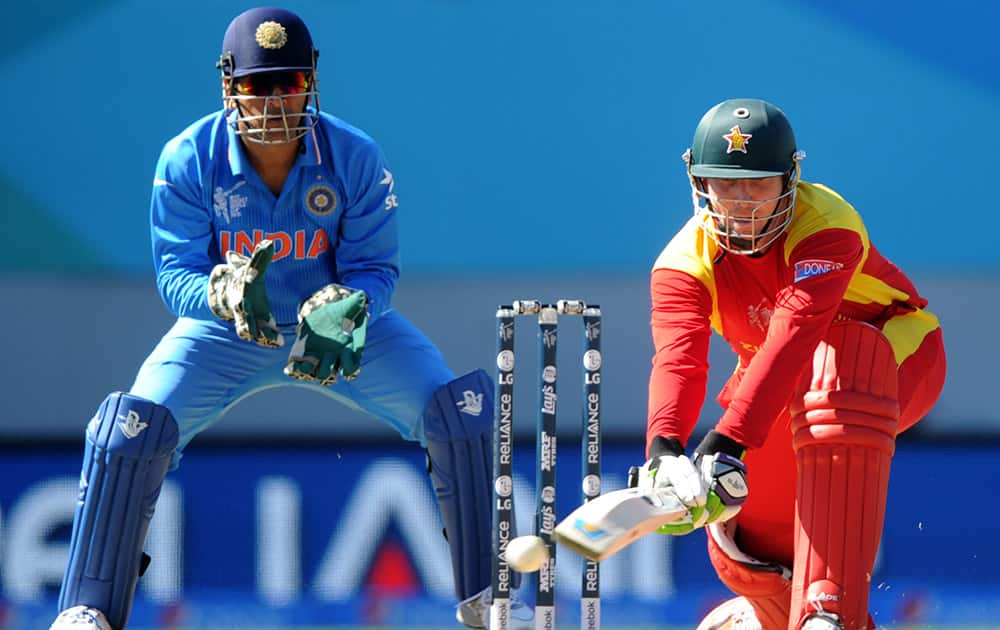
[794,259,844,283]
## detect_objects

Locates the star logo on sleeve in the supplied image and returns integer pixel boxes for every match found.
[380,168,395,192]
[380,168,399,211]
[723,125,752,154]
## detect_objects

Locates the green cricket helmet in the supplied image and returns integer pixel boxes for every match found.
[686,98,802,178]
[682,98,806,255]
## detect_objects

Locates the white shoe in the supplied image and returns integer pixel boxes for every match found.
[695,596,762,630]
[456,586,533,629]
[802,613,843,630]
[49,606,113,630]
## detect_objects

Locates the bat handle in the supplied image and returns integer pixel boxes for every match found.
[627,465,639,488]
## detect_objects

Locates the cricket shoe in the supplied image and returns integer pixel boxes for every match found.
[695,596,762,630]
[456,585,533,629]
[49,606,113,630]
[802,613,844,630]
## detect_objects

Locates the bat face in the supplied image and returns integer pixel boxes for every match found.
[553,486,688,562]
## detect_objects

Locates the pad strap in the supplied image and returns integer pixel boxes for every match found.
[706,521,792,627]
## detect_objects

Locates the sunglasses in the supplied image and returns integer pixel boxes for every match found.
[234,71,311,97]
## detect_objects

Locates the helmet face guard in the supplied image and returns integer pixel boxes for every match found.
[683,99,806,255]
[220,56,321,145]
[688,171,800,255]
[226,92,320,145]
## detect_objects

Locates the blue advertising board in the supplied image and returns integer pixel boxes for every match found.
[1,441,997,628]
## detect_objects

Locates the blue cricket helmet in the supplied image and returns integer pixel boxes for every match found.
[216,7,322,145]
[219,6,318,78]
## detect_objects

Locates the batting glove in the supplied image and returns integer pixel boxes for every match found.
[631,432,748,535]
[691,430,749,530]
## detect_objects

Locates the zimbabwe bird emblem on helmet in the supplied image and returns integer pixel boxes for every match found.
[723,125,752,154]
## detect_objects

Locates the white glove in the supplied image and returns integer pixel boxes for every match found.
[636,454,705,506]
[635,454,709,534]
[631,432,749,535]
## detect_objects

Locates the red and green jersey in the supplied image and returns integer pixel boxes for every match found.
[647,181,941,450]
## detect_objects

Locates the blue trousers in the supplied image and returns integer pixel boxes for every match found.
[130,310,454,466]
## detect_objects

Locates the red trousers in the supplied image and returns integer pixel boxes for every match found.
[710,320,945,629]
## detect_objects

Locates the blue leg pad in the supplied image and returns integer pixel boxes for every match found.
[423,369,494,600]
[58,392,179,629]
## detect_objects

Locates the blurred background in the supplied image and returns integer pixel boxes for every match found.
[1,0,997,628]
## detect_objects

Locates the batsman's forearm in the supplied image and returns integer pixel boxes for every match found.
[647,268,713,455]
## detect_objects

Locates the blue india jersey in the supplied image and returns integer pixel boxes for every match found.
[150,109,400,326]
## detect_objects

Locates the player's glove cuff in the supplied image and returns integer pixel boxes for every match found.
[207,263,236,321]
[648,435,686,459]
[695,430,746,460]
[693,431,749,526]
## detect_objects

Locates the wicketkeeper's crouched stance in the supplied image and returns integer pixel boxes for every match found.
[50,7,501,630]
[56,359,494,630]
[636,98,946,630]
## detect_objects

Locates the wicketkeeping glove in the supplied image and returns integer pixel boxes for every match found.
[284,284,369,385]
[631,431,748,535]
[207,239,283,348]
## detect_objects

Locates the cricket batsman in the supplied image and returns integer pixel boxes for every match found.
[48,7,526,629]
[632,98,946,629]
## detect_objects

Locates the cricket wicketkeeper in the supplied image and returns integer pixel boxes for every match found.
[48,7,518,629]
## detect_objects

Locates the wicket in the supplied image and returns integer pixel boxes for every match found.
[491,299,603,630]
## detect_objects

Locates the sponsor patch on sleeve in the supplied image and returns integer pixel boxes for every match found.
[793,259,845,283]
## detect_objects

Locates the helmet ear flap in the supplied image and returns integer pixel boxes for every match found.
[783,150,807,191]
[217,52,243,110]
[218,51,237,104]
[217,51,235,78]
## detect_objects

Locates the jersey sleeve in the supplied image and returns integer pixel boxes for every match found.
[715,228,864,448]
[336,142,400,322]
[646,268,713,455]
[150,137,216,320]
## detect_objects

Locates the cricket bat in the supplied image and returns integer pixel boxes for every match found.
[553,486,688,562]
